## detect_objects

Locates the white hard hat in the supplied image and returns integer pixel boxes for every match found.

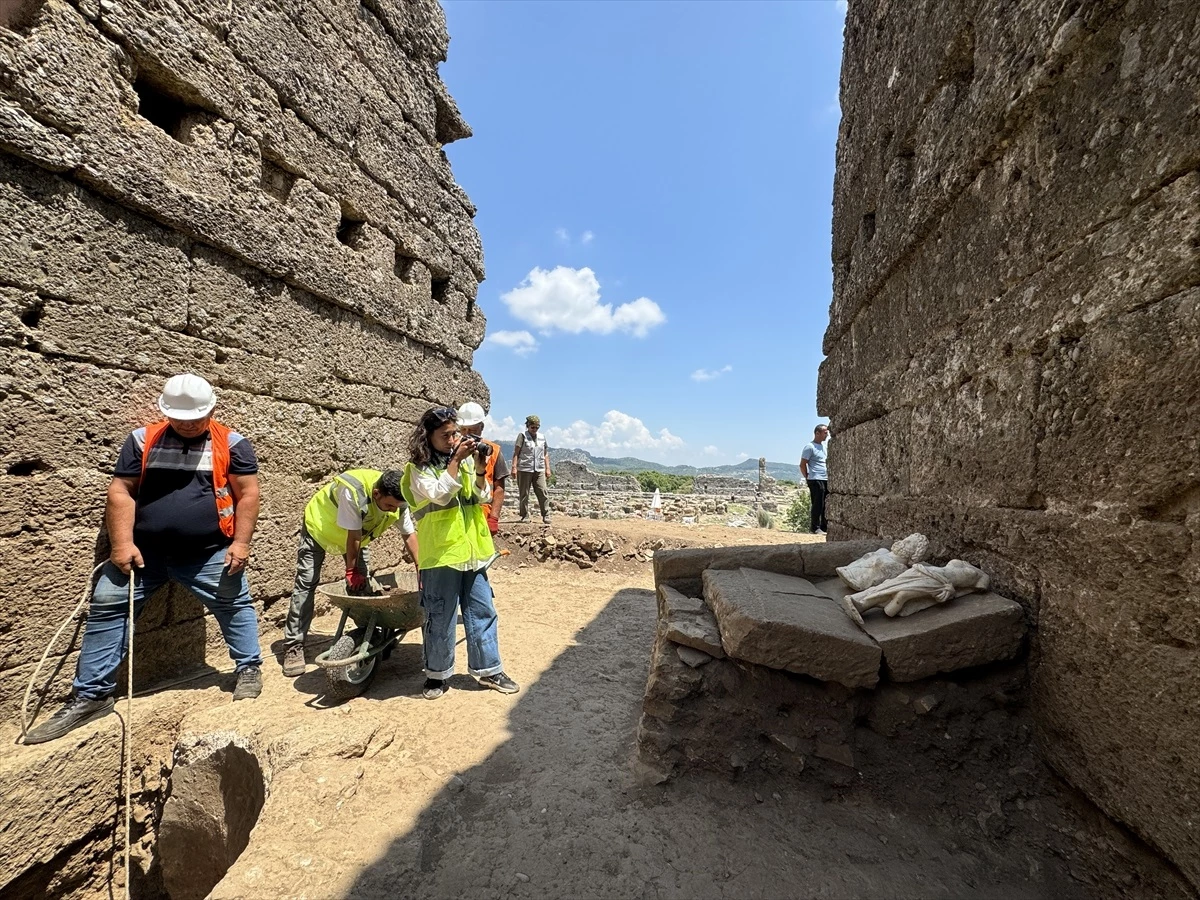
[457,401,486,427]
[158,373,217,420]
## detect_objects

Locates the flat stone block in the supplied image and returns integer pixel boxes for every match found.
[703,568,881,689]
[859,592,1026,682]
[660,584,725,658]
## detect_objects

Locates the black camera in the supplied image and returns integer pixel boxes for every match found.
[475,440,493,459]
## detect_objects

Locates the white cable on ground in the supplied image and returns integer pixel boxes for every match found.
[17,560,136,900]
[19,562,105,739]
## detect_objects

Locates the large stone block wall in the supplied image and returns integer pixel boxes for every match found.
[823,0,1199,887]
[0,0,485,716]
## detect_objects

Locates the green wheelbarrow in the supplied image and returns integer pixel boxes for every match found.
[314,570,424,701]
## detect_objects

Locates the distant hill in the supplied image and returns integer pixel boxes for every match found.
[492,440,798,483]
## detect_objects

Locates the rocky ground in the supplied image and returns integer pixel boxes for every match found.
[1,518,1187,899]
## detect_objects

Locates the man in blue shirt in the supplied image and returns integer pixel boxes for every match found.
[800,424,830,535]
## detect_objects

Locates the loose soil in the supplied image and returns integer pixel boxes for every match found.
[5,519,1184,899]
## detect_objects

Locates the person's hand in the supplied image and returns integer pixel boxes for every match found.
[453,435,477,462]
[111,544,144,575]
[486,514,499,535]
[345,567,367,593]
[224,541,251,574]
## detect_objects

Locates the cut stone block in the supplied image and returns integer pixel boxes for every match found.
[660,584,725,658]
[860,592,1026,681]
[703,568,881,689]
[815,578,1026,681]
[675,645,713,668]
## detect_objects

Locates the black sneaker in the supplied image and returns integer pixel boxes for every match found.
[478,672,520,694]
[23,696,115,745]
[281,644,306,677]
[423,678,447,700]
[232,665,263,701]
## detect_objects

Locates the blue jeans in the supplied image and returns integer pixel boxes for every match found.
[419,566,503,680]
[73,546,263,700]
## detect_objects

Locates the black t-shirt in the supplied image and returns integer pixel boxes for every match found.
[114,425,258,554]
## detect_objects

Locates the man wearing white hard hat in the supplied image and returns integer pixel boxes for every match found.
[456,402,508,535]
[24,373,265,744]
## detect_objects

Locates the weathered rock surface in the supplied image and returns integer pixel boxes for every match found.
[817,577,1026,681]
[825,0,1200,886]
[658,584,725,658]
[0,0,483,893]
[703,568,880,688]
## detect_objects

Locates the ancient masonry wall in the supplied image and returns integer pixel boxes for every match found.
[0,0,485,716]
[823,0,1199,887]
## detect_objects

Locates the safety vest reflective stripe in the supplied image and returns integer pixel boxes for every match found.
[410,493,482,523]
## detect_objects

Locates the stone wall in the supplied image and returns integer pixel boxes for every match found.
[0,0,484,717]
[553,459,641,491]
[823,0,1199,887]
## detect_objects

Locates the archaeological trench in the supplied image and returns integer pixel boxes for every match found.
[0,0,1197,898]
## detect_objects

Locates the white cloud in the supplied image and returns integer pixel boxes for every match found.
[691,364,733,382]
[581,230,595,244]
[501,266,666,338]
[482,413,519,441]
[547,410,684,455]
[485,329,539,356]
[835,0,848,15]
[555,227,570,244]
[703,445,720,456]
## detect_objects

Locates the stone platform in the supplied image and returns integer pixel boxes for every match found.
[638,541,1028,783]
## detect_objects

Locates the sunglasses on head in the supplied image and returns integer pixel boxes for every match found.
[429,406,457,423]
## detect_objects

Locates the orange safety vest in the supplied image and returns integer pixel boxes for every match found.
[140,419,237,538]
[481,438,501,489]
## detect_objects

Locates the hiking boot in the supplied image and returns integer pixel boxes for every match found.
[282,644,306,677]
[232,665,263,701]
[542,516,551,525]
[423,678,447,700]
[478,672,520,694]
[23,696,115,745]
[518,516,530,524]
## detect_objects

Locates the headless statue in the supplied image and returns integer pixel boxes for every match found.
[836,533,930,592]
[841,559,990,626]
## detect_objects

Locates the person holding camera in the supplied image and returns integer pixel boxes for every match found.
[456,401,507,534]
[402,406,519,700]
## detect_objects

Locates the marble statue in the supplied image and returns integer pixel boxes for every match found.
[840,559,990,626]
[836,532,931,592]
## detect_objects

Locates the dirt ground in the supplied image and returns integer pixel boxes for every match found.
[7,518,1186,899]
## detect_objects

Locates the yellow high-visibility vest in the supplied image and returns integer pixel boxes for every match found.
[401,459,495,569]
[304,469,400,555]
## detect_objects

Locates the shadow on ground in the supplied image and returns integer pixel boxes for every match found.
[336,585,1136,900]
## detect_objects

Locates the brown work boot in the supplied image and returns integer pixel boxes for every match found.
[282,644,306,677]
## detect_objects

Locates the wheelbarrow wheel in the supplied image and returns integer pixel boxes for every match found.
[324,628,379,701]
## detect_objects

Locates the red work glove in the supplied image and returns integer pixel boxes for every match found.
[345,567,367,592]
[486,514,500,535]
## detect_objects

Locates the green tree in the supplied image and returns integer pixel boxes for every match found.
[783,492,812,532]
[635,471,694,494]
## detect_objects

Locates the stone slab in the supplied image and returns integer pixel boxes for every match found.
[861,592,1026,682]
[703,568,880,689]
[659,584,725,659]
[817,579,1026,682]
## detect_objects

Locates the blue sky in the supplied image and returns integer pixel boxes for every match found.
[440,0,846,466]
